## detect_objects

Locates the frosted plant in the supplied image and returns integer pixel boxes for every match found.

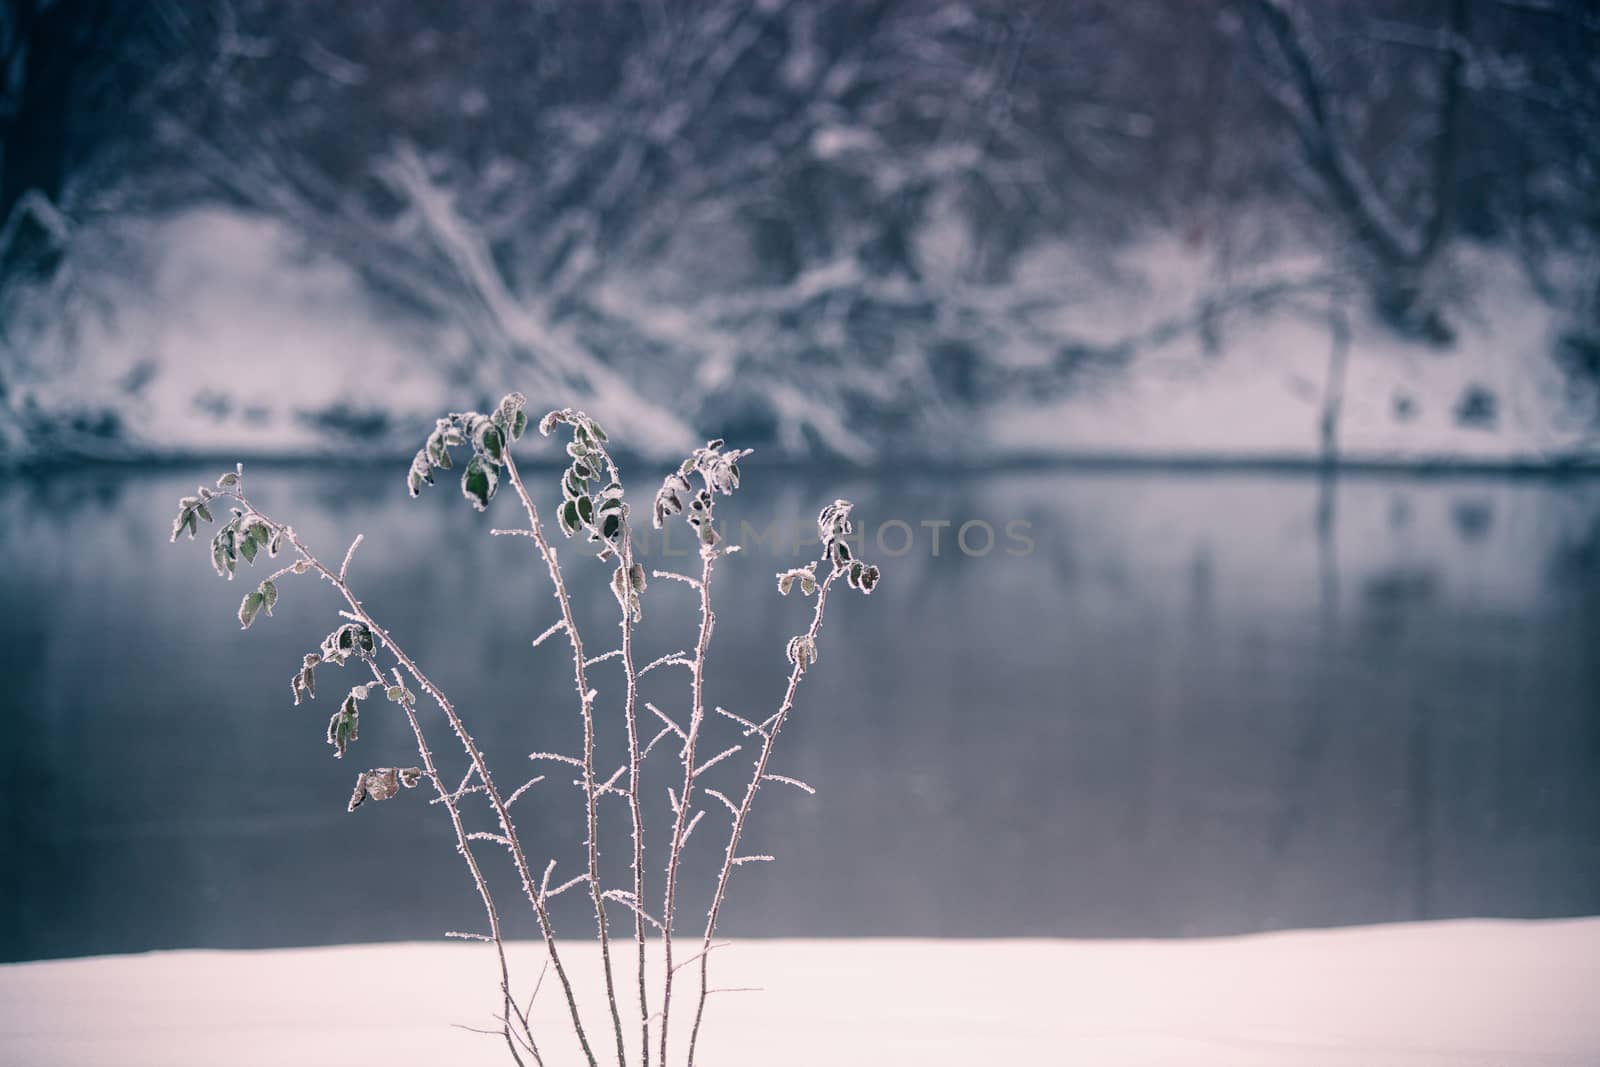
[169,393,881,1066]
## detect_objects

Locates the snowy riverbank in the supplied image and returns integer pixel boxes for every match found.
[3,918,1596,1065]
[9,209,1596,469]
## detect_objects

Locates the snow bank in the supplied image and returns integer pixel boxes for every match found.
[991,239,1598,466]
[3,919,1596,1065]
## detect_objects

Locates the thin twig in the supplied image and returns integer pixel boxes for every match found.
[254,506,585,1066]
[659,517,720,1064]
[502,453,629,1066]
[687,569,839,1063]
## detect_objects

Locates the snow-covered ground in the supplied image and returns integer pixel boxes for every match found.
[3,919,1596,1065]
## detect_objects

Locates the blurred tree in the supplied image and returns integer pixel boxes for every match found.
[0,0,1594,459]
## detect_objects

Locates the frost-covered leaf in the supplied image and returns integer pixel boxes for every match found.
[786,634,817,671]
[480,423,505,461]
[348,766,420,811]
[858,564,880,594]
[461,456,498,511]
[291,652,320,705]
[497,392,526,431]
[238,591,264,629]
[321,622,374,663]
[407,449,436,498]
[259,580,277,615]
[216,471,239,490]
[327,693,360,758]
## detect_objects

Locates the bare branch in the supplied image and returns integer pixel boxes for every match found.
[715,705,767,738]
[505,776,546,809]
[529,751,585,768]
[531,620,567,648]
[544,873,592,902]
[704,789,739,817]
[338,534,363,582]
[645,702,687,742]
[640,651,693,675]
[650,570,702,590]
[693,745,743,778]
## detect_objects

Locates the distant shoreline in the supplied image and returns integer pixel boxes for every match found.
[14,447,1600,480]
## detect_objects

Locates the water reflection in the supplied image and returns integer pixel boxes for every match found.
[1,463,1598,961]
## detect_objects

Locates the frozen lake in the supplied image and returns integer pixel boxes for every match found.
[3,462,1598,962]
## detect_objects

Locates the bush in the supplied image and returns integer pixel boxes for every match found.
[170,392,882,1066]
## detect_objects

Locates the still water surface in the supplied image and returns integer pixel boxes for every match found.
[2,463,1597,961]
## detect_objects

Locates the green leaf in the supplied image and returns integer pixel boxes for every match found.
[327,701,358,759]
[238,591,264,629]
[240,533,259,563]
[859,564,880,594]
[259,580,277,614]
[461,456,497,512]
[576,495,593,525]
[497,392,525,426]
[171,505,194,543]
[560,499,580,536]
[481,425,504,461]
[602,513,620,540]
[216,472,239,490]
[511,410,527,440]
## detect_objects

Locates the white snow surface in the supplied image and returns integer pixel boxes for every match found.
[2,919,1597,1065]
